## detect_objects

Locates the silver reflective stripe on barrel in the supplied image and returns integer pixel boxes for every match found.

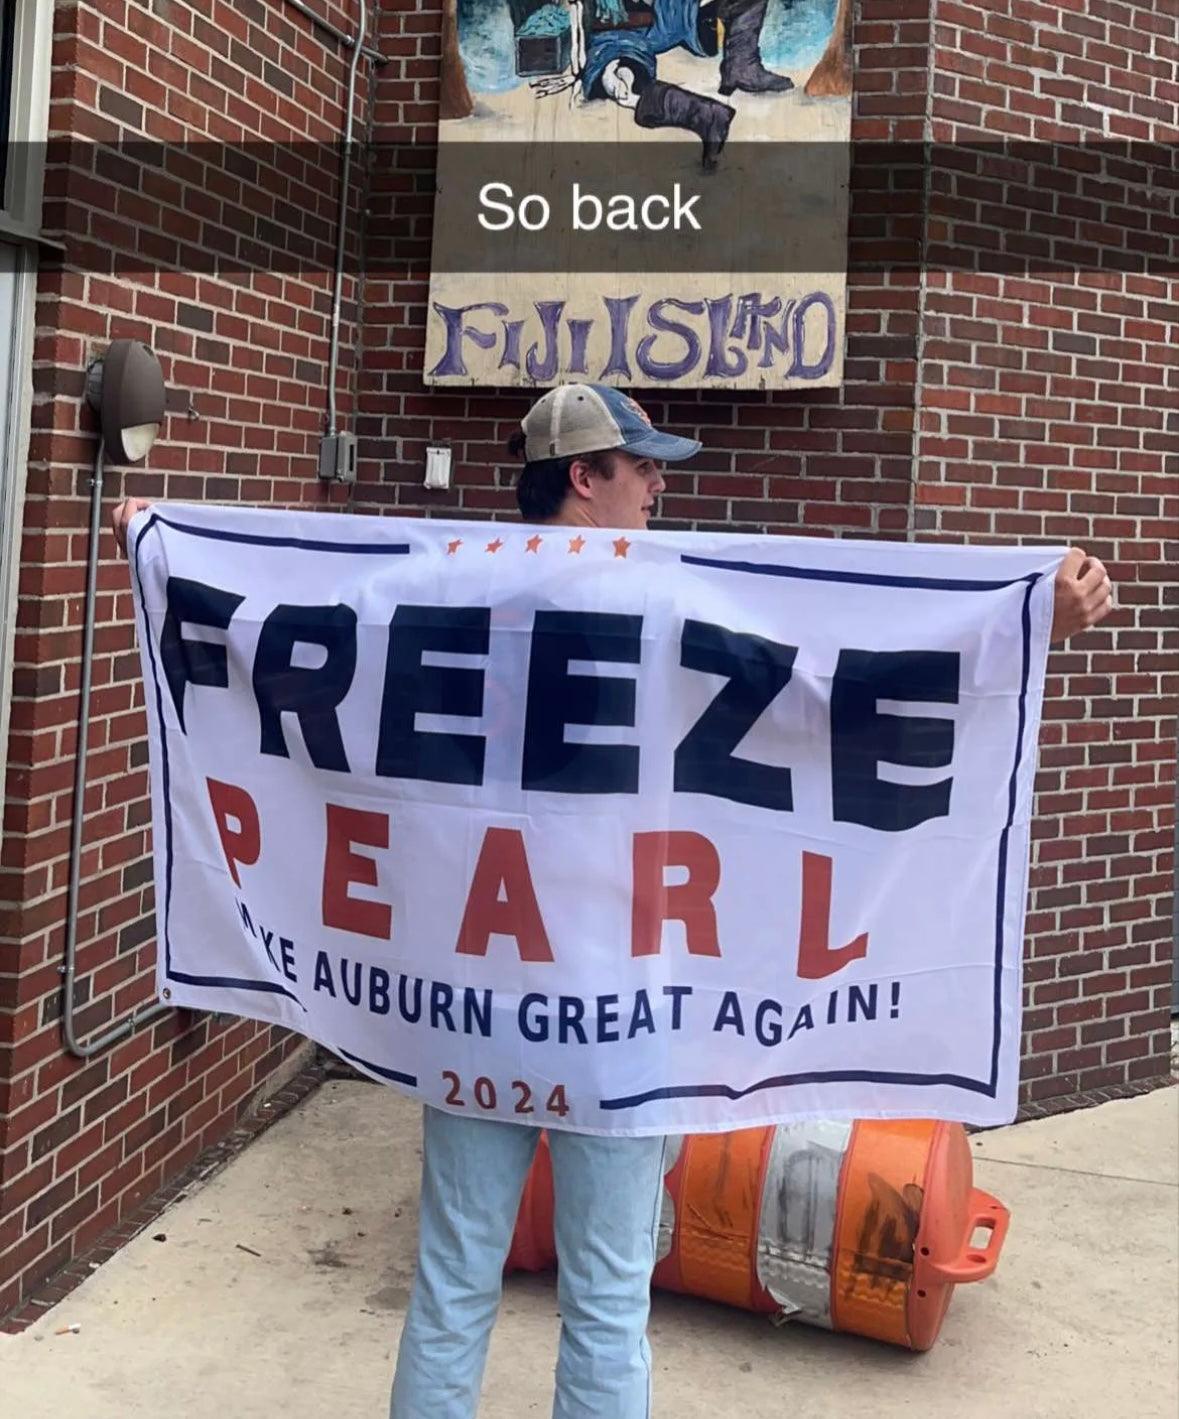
[756,1120,853,1327]
[655,1134,683,1265]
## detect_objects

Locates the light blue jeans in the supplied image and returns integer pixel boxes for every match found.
[390,1106,667,1419]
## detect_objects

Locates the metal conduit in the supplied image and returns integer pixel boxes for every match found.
[326,0,368,437]
[61,443,171,1059]
[282,0,386,64]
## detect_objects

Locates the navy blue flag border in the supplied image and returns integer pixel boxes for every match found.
[132,513,1043,1112]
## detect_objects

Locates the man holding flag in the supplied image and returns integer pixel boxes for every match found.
[111,382,1112,1419]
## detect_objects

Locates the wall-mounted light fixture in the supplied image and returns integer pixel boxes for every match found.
[85,338,166,464]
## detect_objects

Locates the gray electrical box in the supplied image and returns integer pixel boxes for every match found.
[318,431,358,483]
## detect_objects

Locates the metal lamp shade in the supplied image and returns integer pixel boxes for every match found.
[97,339,165,465]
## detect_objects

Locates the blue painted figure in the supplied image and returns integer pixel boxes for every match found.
[580,0,713,96]
[576,0,796,169]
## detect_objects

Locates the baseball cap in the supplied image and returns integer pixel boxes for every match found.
[521,384,702,463]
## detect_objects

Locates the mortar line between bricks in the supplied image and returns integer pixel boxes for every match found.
[973,1155,1178,1188]
[0,1057,330,1334]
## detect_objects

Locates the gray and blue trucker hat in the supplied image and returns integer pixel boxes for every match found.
[521,383,702,463]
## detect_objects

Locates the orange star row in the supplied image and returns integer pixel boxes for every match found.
[445,536,631,558]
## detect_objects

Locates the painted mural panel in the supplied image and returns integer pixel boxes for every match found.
[425,0,853,390]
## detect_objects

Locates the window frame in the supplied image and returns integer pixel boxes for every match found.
[0,0,54,803]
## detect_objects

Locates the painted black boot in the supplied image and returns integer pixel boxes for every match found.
[634,80,736,172]
[718,0,795,96]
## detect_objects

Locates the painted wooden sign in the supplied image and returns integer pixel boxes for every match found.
[425,0,853,390]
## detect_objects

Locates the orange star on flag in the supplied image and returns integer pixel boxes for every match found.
[568,535,585,554]
[446,539,462,555]
[525,534,543,553]
[486,537,504,554]
[613,537,631,559]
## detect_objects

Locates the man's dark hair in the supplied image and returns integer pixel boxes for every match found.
[509,433,616,521]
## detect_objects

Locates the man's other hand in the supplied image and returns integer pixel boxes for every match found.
[111,497,152,558]
[1051,547,1113,644]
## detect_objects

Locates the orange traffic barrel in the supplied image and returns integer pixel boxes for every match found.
[506,1119,1009,1351]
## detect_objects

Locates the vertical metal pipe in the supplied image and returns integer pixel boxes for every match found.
[326,0,368,436]
[62,442,169,1058]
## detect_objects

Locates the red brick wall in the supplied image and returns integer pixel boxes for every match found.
[355,0,930,528]
[915,0,1177,1100]
[1,0,1174,1320]
[0,0,368,1316]
[356,0,1174,1099]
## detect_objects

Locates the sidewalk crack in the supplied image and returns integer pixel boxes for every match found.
[974,1155,1178,1188]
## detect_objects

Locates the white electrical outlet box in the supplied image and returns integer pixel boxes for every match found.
[425,445,452,490]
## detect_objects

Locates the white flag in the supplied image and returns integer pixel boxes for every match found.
[129,505,1060,1133]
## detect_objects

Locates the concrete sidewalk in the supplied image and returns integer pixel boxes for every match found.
[2,1083,1175,1419]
